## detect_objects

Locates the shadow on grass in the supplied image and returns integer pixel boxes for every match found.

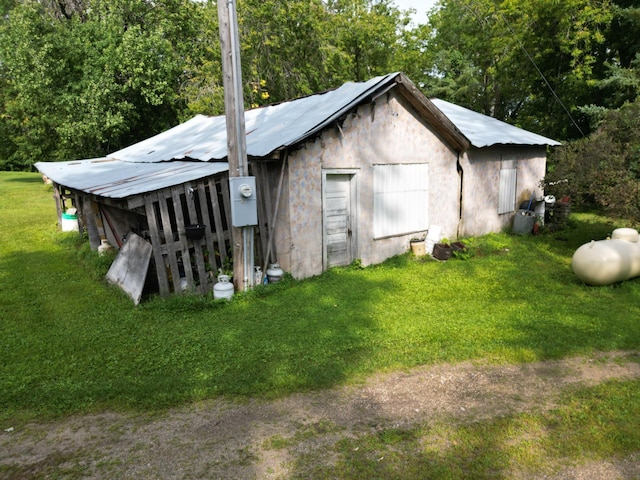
[2,210,640,425]
[288,380,640,479]
[5,175,46,184]
[0,241,397,422]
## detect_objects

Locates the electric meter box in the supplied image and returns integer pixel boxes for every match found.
[229,176,258,227]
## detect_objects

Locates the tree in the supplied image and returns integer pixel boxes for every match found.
[0,0,203,169]
[326,0,410,82]
[181,0,413,116]
[419,0,614,140]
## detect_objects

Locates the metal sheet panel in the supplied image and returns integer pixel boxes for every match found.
[108,73,398,163]
[498,167,517,214]
[373,163,429,238]
[431,99,561,148]
[35,158,229,199]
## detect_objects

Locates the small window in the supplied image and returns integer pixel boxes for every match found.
[498,162,517,214]
[373,163,428,238]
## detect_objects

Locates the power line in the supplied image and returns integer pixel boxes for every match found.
[494,8,585,137]
[466,0,586,137]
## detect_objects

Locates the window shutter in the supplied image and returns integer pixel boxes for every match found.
[373,164,428,238]
[498,167,517,214]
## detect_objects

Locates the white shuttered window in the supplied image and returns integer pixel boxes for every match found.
[498,162,517,214]
[373,163,428,238]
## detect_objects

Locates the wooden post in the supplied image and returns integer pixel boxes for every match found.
[218,0,251,291]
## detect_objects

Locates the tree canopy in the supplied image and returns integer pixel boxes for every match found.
[1,0,639,182]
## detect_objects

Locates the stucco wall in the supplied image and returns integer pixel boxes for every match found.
[458,146,547,237]
[275,91,460,279]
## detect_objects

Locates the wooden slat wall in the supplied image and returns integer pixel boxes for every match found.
[54,167,275,299]
[253,161,271,264]
[144,172,233,296]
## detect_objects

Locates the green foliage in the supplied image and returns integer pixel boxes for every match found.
[419,0,614,140]
[546,100,640,221]
[0,0,203,169]
[182,0,413,116]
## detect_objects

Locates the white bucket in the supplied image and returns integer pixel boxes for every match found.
[61,212,79,232]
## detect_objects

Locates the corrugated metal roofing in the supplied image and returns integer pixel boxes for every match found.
[35,73,560,198]
[430,99,561,148]
[109,73,399,163]
[35,158,229,199]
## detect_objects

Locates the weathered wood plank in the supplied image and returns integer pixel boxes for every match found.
[105,232,153,305]
[183,182,209,294]
[208,177,227,264]
[144,193,170,296]
[171,187,194,293]
[157,191,181,293]
[197,181,218,277]
[253,162,270,266]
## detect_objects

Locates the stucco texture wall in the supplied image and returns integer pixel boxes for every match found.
[458,146,547,237]
[275,91,460,279]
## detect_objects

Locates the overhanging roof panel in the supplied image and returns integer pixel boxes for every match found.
[108,74,398,163]
[430,99,561,148]
[35,158,229,199]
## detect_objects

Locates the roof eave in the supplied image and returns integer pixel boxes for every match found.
[393,73,471,152]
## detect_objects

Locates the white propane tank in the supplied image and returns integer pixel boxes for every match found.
[213,274,234,300]
[611,227,640,242]
[571,229,640,285]
[266,263,284,283]
[98,239,113,256]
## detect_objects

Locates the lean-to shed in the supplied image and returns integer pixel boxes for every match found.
[36,72,559,295]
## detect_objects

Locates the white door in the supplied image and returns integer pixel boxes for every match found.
[323,173,356,269]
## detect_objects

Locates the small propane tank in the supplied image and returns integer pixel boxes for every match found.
[266,263,284,283]
[254,266,263,286]
[213,274,234,300]
[98,239,113,256]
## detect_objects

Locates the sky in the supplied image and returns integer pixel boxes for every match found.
[393,0,439,23]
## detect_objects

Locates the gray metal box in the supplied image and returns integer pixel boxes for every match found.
[229,176,258,227]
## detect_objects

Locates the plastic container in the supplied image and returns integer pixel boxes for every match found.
[512,209,535,235]
[61,212,79,232]
[98,239,113,256]
[410,240,426,256]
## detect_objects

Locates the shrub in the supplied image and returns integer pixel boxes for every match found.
[546,100,640,221]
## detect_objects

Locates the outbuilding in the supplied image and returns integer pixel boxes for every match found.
[36,72,559,297]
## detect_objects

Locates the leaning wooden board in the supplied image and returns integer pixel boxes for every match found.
[106,232,153,305]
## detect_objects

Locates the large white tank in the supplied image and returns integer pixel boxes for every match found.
[571,228,640,286]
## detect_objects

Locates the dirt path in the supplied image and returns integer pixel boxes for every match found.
[2,351,640,479]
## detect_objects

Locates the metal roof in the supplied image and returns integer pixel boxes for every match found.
[430,99,561,148]
[109,73,399,163]
[35,158,229,199]
[35,73,560,199]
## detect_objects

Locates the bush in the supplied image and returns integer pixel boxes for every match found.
[546,100,640,222]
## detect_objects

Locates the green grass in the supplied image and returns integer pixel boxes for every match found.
[1,171,640,425]
[290,379,640,479]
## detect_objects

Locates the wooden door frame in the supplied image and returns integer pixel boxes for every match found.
[322,169,359,271]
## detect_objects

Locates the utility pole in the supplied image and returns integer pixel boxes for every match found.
[218,0,254,291]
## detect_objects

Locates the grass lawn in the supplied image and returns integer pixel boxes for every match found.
[1,171,640,427]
